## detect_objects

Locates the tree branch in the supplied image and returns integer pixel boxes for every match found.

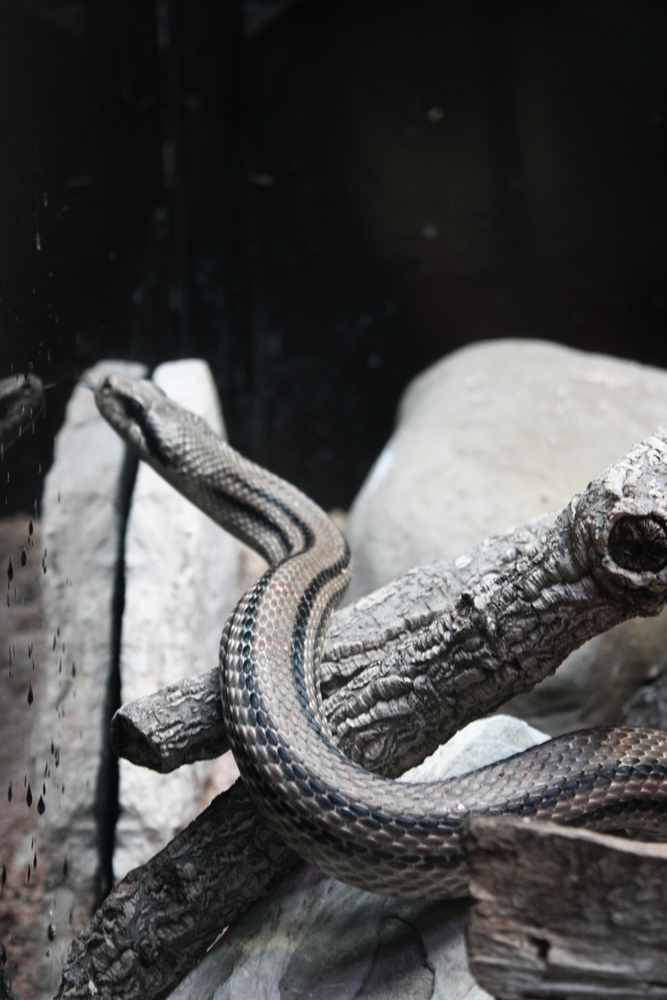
[55,782,299,999]
[111,513,556,773]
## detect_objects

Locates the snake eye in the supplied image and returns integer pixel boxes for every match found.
[123,396,145,421]
[99,377,113,395]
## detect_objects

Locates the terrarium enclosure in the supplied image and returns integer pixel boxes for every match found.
[1,3,667,999]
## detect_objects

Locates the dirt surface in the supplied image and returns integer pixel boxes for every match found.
[0,516,46,999]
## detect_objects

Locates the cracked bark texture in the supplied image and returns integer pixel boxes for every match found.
[58,428,667,998]
[55,781,298,1000]
[116,428,667,780]
[112,513,556,774]
[466,816,667,998]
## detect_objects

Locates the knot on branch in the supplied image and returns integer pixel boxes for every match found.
[609,515,667,574]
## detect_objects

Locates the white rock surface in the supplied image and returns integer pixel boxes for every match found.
[399,715,549,782]
[345,339,667,734]
[113,360,241,882]
[166,714,546,1000]
[33,360,147,999]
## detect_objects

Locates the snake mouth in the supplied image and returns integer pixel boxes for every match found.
[608,515,667,574]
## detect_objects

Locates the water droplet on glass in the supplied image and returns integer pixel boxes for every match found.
[27,683,34,705]
[1,864,6,887]
[29,519,34,536]
[37,796,45,815]
[63,857,68,877]
[26,784,33,807]
[7,782,12,802]
[7,558,13,582]
[35,232,41,250]
[33,852,37,869]
[21,548,27,567]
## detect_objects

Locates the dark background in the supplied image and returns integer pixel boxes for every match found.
[1,0,666,514]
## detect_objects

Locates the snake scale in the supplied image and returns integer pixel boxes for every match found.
[95,373,667,898]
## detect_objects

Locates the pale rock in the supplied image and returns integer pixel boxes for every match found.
[165,714,547,1000]
[399,715,549,782]
[113,360,241,882]
[32,360,146,999]
[345,339,667,734]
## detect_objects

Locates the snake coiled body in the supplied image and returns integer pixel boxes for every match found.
[96,374,667,898]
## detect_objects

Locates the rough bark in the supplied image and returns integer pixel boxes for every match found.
[54,782,299,1000]
[110,511,559,775]
[59,428,667,998]
[465,816,667,999]
[110,666,231,771]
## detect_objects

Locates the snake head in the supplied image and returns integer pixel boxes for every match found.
[95,373,172,467]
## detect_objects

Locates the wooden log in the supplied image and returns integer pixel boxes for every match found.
[54,781,299,1000]
[465,816,667,999]
[110,513,555,775]
[110,667,230,772]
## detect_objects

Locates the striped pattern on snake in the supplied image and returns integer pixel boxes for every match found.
[95,373,667,898]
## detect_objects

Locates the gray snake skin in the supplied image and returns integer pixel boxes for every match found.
[95,373,667,898]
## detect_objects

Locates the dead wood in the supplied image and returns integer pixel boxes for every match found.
[54,782,299,999]
[465,815,667,999]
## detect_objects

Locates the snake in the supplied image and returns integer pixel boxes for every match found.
[95,372,667,899]
[0,373,45,458]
